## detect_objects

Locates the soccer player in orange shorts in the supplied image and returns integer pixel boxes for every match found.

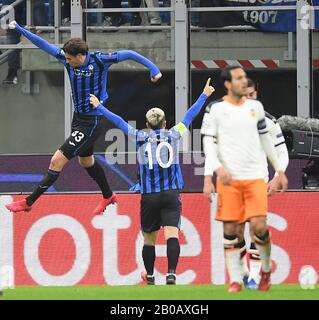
[235,78,290,290]
[201,66,288,292]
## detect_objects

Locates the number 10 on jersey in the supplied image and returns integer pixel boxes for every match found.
[145,142,174,170]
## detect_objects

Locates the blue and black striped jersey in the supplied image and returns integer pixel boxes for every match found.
[95,93,209,194]
[58,51,118,115]
[134,125,185,194]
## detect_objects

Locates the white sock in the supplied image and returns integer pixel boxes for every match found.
[249,261,262,281]
[248,243,262,281]
[238,239,249,278]
[254,232,271,273]
[224,236,243,284]
[240,253,250,278]
[225,249,243,284]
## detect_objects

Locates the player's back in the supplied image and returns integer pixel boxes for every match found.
[136,127,184,194]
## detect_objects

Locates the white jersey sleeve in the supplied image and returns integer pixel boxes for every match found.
[256,102,282,172]
[201,103,218,138]
[256,101,268,135]
[267,117,289,178]
[201,103,222,175]
[273,123,286,147]
[262,114,289,181]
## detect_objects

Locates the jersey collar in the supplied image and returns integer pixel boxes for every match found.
[81,52,91,68]
[223,95,247,107]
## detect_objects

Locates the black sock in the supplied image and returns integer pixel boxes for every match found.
[26,169,60,206]
[85,161,112,198]
[142,244,156,275]
[167,237,180,274]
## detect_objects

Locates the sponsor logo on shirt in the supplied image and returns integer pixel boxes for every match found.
[74,68,93,77]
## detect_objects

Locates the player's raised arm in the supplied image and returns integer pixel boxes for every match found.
[90,94,137,138]
[9,20,64,60]
[181,78,215,130]
[116,50,162,82]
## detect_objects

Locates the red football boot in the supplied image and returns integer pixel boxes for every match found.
[258,271,271,291]
[5,199,32,213]
[228,282,242,293]
[92,193,117,215]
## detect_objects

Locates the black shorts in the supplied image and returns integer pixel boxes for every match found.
[141,190,182,233]
[59,113,103,160]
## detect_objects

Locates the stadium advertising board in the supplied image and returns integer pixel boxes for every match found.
[0,192,318,287]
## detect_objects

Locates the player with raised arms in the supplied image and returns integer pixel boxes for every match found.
[90,78,215,285]
[5,20,162,215]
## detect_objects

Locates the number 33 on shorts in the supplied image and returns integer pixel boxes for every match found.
[69,130,85,146]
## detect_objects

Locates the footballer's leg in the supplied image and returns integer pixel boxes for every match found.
[6,150,68,213]
[161,190,182,285]
[140,193,161,285]
[164,226,180,285]
[236,223,250,287]
[224,221,243,292]
[244,179,270,291]
[6,115,100,214]
[216,180,243,292]
[250,216,272,291]
[141,231,158,285]
[247,228,262,289]
[78,155,117,214]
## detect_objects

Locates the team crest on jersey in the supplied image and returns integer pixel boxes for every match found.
[250,108,256,117]
[88,64,94,71]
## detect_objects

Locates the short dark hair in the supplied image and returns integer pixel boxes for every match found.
[247,78,256,89]
[146,117,166,130]
[220,66,243,83]
[63,38,89,56]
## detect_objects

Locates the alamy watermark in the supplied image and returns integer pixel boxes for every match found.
[298,265,318,290]
[0,5,15,30]
[104,121,205,176]
[299,4,316,30]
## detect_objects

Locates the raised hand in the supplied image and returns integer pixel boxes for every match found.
[151,72,162,83]
[203,78,215,97]
[8,20,17,29]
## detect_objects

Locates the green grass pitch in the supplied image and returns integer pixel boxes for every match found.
[0,285,318,300]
